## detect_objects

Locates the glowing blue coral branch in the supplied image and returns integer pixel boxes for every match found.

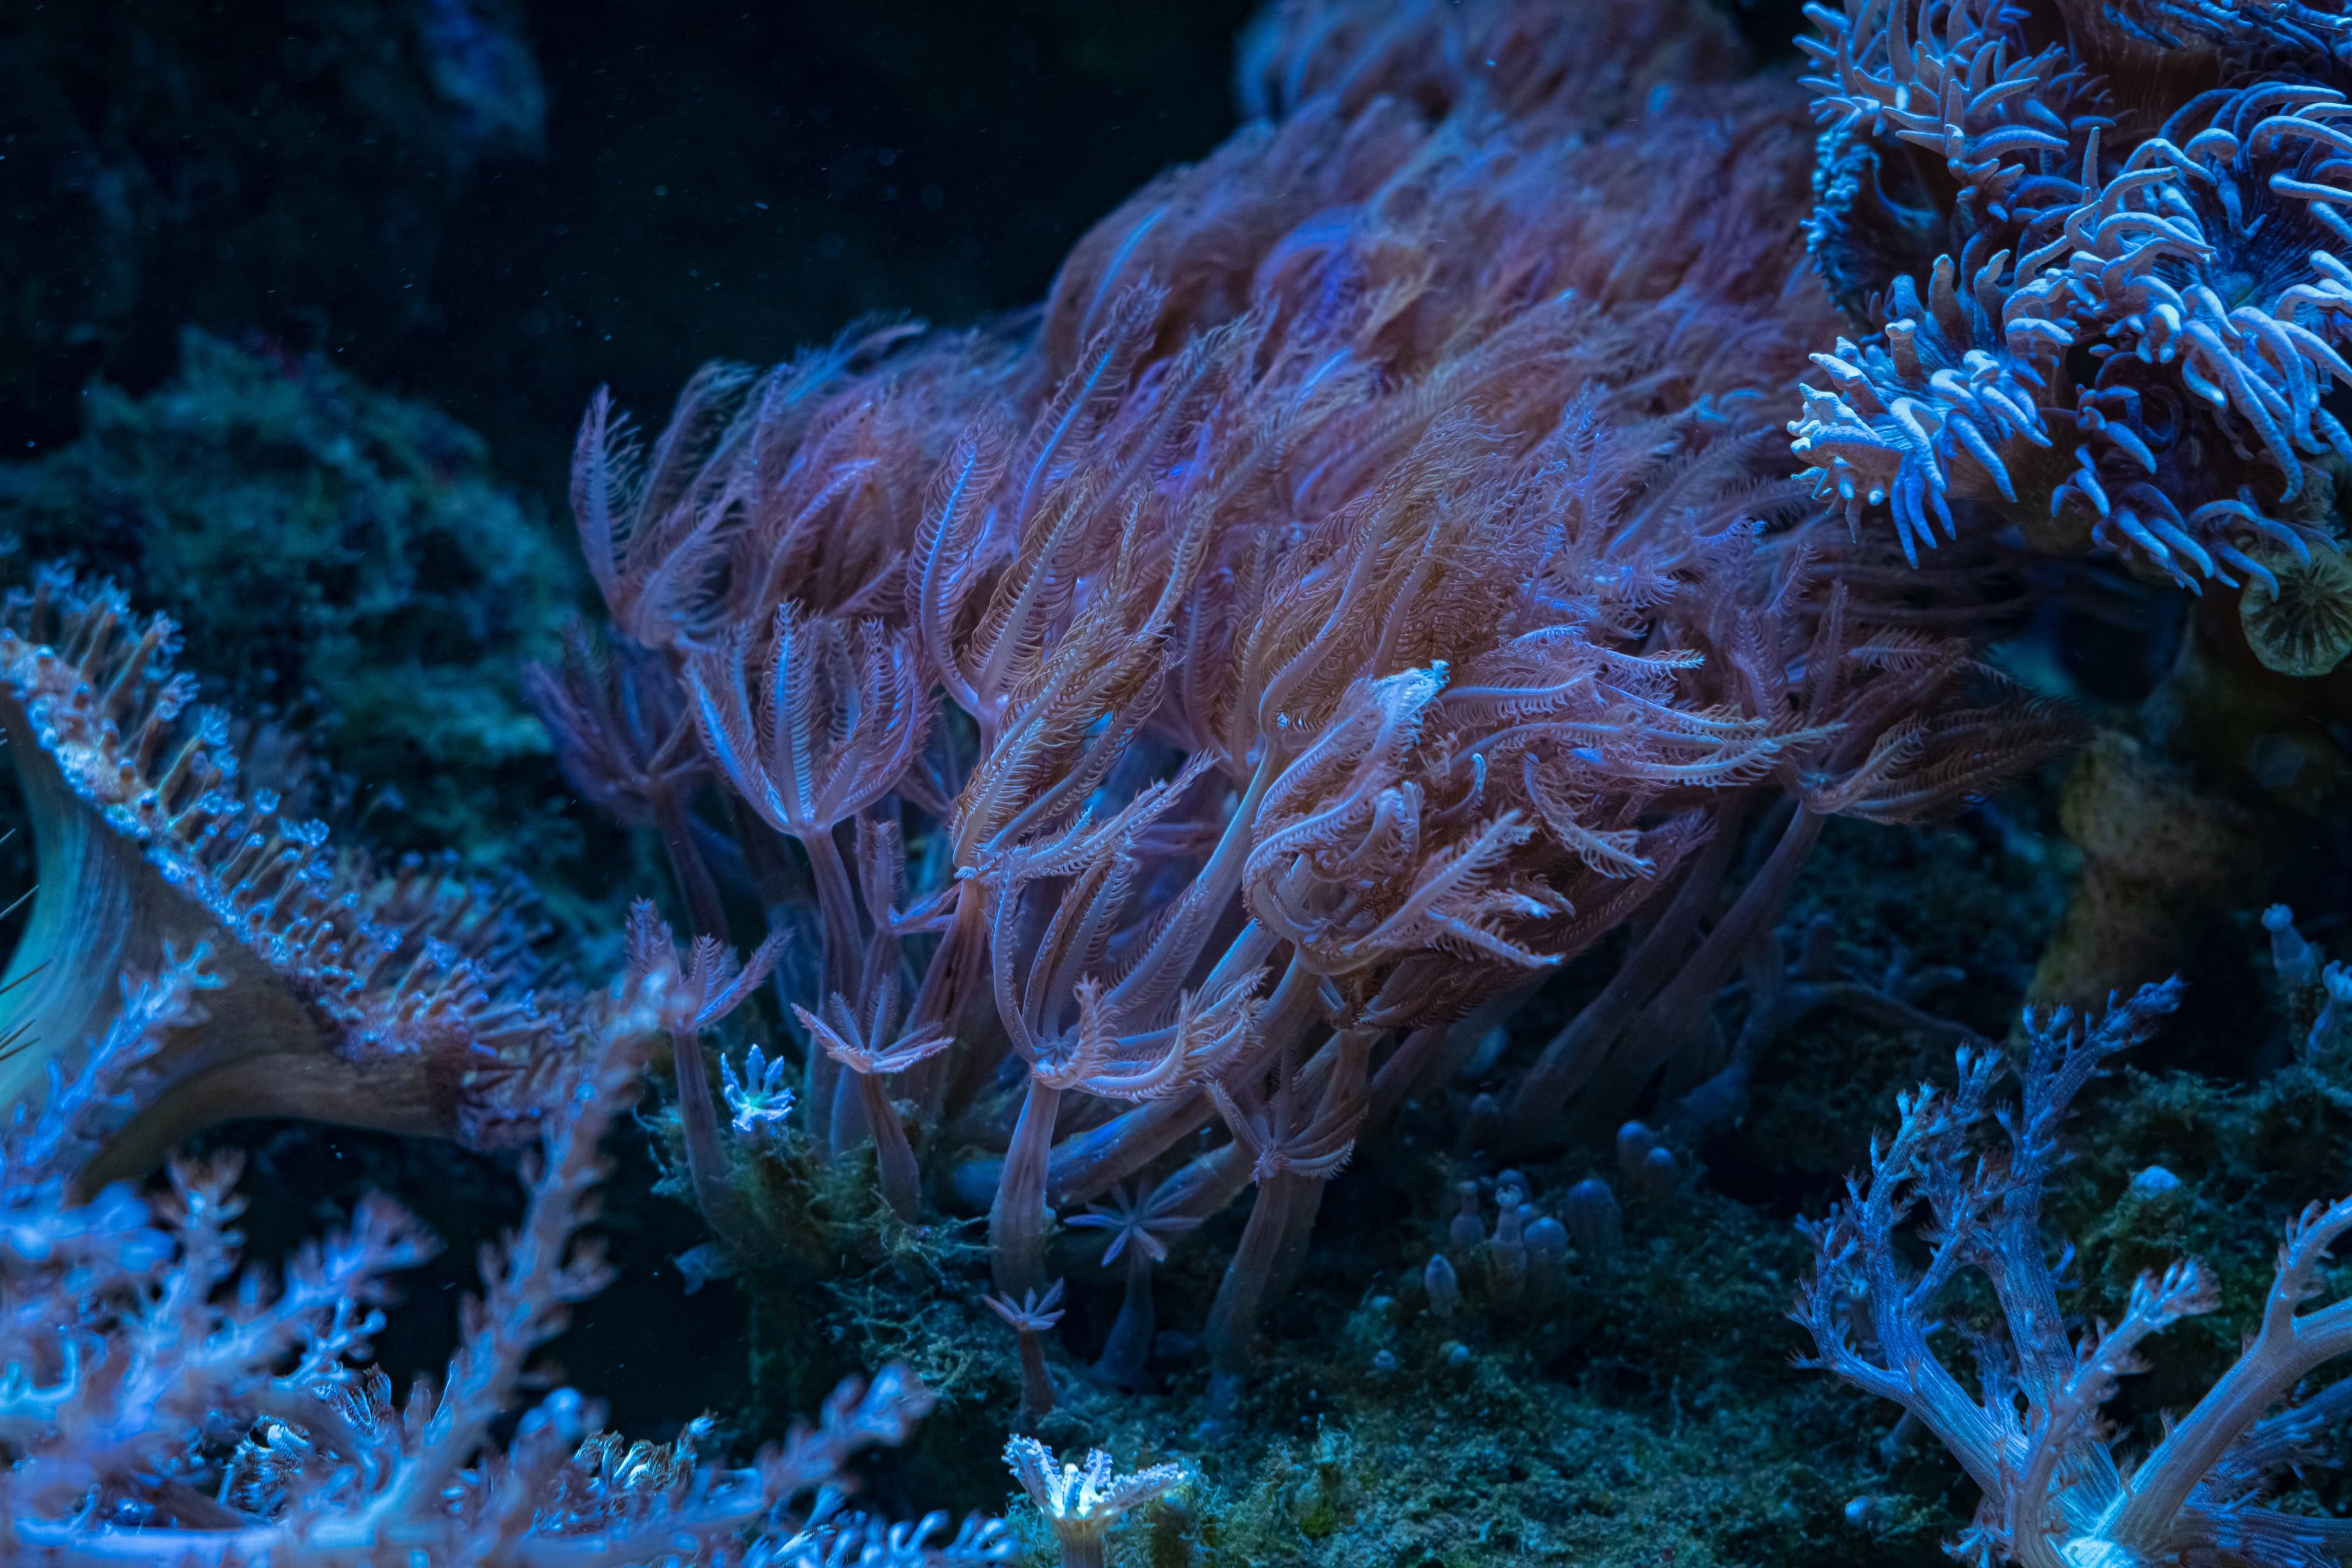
[721,1042,794,1140]
[1789,0,2352,590]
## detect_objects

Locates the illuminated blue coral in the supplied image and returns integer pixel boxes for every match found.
[0,930,985,1564]
[1801,979,2352,1568]
[1793,0,2352,593]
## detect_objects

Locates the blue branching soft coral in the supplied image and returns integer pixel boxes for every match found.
[0,916,998,1564]
[1791,0,2352,616]
[1801,978,2352,1567]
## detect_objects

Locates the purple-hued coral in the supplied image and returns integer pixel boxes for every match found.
[1800,977,2352,1567]
[537,0,2068,1408]
[1068,1178,1200,1393]
[34,0,2352,1555]
[984,1279,1069,1427]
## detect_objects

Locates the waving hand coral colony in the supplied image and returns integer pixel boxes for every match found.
[526,0,2068,1428]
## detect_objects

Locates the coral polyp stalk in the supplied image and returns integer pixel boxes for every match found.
[984,1281,1067,1428]
[989,1076,1066,1298]
[847,1057,925,1219]
[1200,1025,1372,1395]
[1004,1439,1184,1568]
[1201,1166,1324,1403]
[1501,805,1743,1148]
[1583,803,1826,1131]
[1071,1178,1197,1392]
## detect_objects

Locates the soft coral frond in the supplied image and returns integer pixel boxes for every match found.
[688,603,932,844]
[0,572,576,1186]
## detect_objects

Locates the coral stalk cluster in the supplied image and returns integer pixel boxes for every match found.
[530,0,2066,1403]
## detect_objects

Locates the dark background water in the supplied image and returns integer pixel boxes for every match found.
[2,0,1270,496]
[1,0,1807,494]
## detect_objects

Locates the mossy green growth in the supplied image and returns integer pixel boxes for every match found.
[926,1126,1976,1568]
[649,1085,1023,1428]
[766,799,2079,1568]
[0,328,597,912]
[2055,1050,2352,1479]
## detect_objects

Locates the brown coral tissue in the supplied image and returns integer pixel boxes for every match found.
[0,569,575,1189]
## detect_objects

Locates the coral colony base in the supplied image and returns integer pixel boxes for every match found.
[16,0,2352,1563]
